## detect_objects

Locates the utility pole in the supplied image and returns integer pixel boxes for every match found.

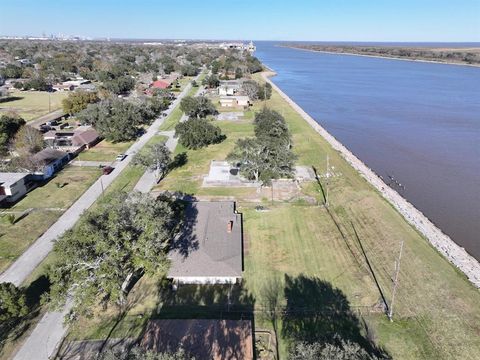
[48,91,51,112]
[325,154,330,207]
[388,240,404,321]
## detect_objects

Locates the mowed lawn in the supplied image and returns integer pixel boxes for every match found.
[67,73,480,359]
[0,166,100,273]
[0,90,68,121]
[76,139,133,162]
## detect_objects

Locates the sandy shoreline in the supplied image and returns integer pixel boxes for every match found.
[261,70,480,289]
[280,45,480,68]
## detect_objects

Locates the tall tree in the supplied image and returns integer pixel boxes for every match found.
[227,138,264,182]
[14,125,44,155]
[0,114,25,155]
[0,283,28,324]
[48,191,183,318]
[254,108,291,147]
[77,99,144,142]
[62,91,99,115]
[133,142,172,182]
[227,109,296,184]
[175,118,224,150]
[180,96,217,119]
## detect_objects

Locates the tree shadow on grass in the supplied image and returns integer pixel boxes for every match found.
[0,275,51,352]
[281,274,389,358]
[0,96,24,103]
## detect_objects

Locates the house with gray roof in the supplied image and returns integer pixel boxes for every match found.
[167,201,243,284]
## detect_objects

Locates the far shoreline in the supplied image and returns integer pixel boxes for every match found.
[279,45,480,68]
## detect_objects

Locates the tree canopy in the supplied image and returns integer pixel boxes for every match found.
[0,283,28,324]
[102,75,136,95]
[202,74,220,88]
[0,114,25,155]
[13,125,44,155]
[175,118,224,150]
[0,64,23,79]
[62,91,99,115]
[241,80,272,101]
[77,99,144,142]
[290,340,384,360]
[48,191,184,318]
[133,142,172,182]
[98,347,194,360]
[227,109,296,184]
[179,96,217,119]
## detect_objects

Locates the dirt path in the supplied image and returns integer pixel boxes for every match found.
[262,71,480,288]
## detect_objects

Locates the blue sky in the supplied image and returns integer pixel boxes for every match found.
[0,0,479,42]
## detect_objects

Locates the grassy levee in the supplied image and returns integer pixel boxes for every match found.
[65,72,479,359]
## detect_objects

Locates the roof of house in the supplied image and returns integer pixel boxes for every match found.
[151,80,171,89]
[167,201,243,278]
[72,127,100,146]
[32,148,69,165]
[0,172,30,186]
[141,319,253,360]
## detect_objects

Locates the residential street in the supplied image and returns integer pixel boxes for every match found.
[5,75,201,360]
[0,76,198,287]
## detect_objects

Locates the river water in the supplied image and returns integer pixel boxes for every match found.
[255,41,480,260]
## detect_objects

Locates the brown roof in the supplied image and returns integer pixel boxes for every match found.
[141,319,253,360]
[72,128,100,146]
[32,148,69,165]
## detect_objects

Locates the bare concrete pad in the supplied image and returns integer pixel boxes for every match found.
[141,319,254,360]
[295,166,316,181]
[217,112,244,121]
[202,161,260,188]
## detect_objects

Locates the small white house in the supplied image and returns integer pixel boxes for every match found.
[218,80,241,96]
[219,95,250,107]
[0,173,33,204]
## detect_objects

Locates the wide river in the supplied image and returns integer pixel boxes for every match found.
[255,41,480,260]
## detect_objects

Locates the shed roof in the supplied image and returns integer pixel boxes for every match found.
[168,201,243,278]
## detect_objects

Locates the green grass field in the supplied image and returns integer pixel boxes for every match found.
[76,140,133,162]
[0,166,100,274]
[0,90,68,121]
[64,73,480,359]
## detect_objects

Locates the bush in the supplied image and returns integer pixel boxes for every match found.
[175,118,224,149]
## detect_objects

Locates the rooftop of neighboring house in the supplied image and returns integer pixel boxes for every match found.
[0,172,30,187]
[72,127,100,146]
[32,148,69,165]
[140,319,253,360]
[167,201,243,279]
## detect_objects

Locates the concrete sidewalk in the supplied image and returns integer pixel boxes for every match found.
[133,131,178,193]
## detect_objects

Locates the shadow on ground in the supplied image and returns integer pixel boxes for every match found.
[281,274,389,358]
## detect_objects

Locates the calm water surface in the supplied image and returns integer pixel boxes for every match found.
[255,42,480,260]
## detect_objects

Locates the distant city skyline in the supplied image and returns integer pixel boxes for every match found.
[0,0,479,42]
